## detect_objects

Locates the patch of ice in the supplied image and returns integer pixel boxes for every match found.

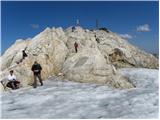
[0,68,159,119]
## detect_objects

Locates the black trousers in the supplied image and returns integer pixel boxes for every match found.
[75,47,78,53]
[33,74,43,88]
[6,81,20,90]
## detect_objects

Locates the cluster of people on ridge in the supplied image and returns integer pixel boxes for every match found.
[1,26,101,91]
[1,61,43,90]
[1,48,43,90]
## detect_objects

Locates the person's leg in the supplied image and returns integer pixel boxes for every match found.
[13,81,17,89]
[37,74,43,86]
[14,81,20,89]
[6,82,12,89]
[33,75,37,88]
[11,81,16,89]
[75,47,78,53]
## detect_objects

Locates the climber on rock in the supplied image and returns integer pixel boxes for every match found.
[22,49,28,60]
[16,49,28,64]
[74,42,78,53]
[72,26,76,32]
[6,70,20,90]
[31,61,43,88]
[95,34,100,43]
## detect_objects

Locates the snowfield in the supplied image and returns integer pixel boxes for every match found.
[0,68,159,119]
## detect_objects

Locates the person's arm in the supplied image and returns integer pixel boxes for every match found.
[7,75,12,81]
[13,75,16,80]
[39,64,42,71]
[31,65,34,71]
[13,75,20,83]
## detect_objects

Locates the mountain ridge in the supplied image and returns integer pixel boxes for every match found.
[0,26,158,90]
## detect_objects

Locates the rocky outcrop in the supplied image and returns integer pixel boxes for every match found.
[0,27,68,87]
[95,30,158,69]
[0,26,158,90]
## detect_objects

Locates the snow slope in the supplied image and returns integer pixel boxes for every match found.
[0,68,159,119]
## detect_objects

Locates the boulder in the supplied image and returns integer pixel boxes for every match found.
[62,47,133,88]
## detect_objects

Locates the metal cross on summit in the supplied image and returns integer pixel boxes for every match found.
[76,19,80,26]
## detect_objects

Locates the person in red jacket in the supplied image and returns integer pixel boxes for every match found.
[74,42,78,53]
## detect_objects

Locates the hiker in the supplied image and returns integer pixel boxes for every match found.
[22,50,28,60]
[6,70,20,90]
[31,61,43,88]
[72,26,76,32]
[16,49,28,64]
[74,42,78,53]
[95,35,100,43]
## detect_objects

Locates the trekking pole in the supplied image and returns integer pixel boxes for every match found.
[1,81,12,93]
[1,81,6,91]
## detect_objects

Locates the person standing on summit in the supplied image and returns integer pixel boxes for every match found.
[31,61,43,88]
[74,42,78,53]
[72,26,76,32]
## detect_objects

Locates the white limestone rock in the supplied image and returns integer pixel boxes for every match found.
[0,26,158,90]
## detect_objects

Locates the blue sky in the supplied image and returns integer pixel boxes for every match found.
[1,1,159,54]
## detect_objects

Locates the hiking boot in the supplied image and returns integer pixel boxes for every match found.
[33,84,37,88]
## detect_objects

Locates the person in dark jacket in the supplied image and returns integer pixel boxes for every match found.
[95,34,100,43]
[22,50,28,60]
[74,42,78,53]
[72,26,76,32]
[16,49,28,64]
[31,61,43,88]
